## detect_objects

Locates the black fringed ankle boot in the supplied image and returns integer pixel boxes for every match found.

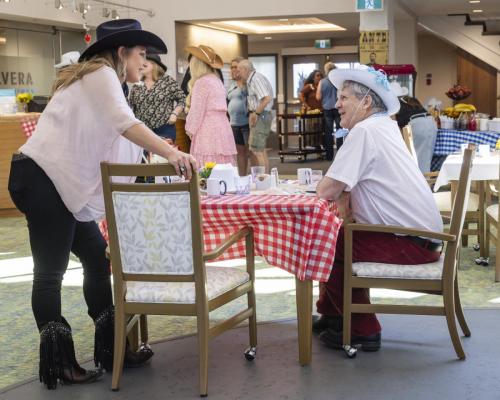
[94,306,154,372]
[39,318,102,390]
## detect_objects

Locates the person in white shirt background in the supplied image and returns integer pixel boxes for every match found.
[313,66,443,352]
[8,19,195,390]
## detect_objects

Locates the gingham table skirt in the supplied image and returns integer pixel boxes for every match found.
[202,194,342,282]
[434,129,500,156]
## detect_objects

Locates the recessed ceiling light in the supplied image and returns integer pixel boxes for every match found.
[472,9,483,12]
[264,36,272,40]
[278,19,289,22]
[469,1,480,3]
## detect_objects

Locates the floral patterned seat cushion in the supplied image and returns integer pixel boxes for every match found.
[126,266,250,304]
[352,255,444,280]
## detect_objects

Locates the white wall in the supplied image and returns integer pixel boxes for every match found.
[416,34,457,108]
[394,19,417,67]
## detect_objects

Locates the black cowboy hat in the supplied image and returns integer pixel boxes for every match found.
[79,19,167,62]
[146,54,167,72]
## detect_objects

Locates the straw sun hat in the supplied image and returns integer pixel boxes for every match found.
[185,45,223,69]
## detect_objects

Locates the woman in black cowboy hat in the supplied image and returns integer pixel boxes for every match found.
[129,54,185,143]
[8,19,196,390]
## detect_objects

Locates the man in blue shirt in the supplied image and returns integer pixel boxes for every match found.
[227,57,250,175]
[316,62,342,160]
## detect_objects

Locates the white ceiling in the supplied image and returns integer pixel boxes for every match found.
[185,0,500,44]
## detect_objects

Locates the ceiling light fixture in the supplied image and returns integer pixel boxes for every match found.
[469,1,481,3]
[102,7,110,17]
[264,36,272,40]
[78,2,88,14]
[472,9,483,12]
[196,23,244,35]
[217,20,345,34]
[55,0,63,9]
[111,9,120,19]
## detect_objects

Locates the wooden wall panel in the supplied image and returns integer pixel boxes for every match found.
[457,49,497,117]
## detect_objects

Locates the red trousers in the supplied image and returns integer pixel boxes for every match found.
[316,227,441,336]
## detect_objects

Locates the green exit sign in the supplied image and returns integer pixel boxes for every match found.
[314,39,331,49]
[356,0,383,11]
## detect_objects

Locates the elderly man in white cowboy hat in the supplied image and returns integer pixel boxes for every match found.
[313,65,443,352]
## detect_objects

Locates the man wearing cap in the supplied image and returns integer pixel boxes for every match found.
[313,66,443,351]
[237,59,274,172]
[54,51,80,70]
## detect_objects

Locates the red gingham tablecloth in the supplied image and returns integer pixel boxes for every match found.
[202,194,342,282]
[20,117,39,138]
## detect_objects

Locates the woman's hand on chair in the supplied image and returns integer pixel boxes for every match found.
[166,147,196,179]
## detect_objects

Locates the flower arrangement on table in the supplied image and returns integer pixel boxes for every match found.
[445,84,471,102]
[198,162,216,190]
[16,92,33,113]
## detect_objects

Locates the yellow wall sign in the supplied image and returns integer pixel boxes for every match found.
[359,30,389,65]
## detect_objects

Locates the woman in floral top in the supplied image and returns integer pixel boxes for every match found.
[129,54,186,142]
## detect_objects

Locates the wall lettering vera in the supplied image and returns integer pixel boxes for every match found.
[0,56,55,95]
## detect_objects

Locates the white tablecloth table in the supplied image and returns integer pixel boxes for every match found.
[434,153,500,257]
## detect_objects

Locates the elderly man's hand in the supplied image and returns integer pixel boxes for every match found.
[249,112,258,127]
[337,192,353,222]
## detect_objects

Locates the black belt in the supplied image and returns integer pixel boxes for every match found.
[406,235,443,253]
[12,152,30,162]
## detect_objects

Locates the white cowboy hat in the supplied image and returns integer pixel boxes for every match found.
[328,65,400,116]
[54,51,81,68]
[389,81,409,97]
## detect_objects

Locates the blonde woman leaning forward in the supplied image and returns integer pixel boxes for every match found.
[185,45,237,168]
[8,19,195,390]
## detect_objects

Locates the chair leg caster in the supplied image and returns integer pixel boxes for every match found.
[343,345,357,359]
[474,257,489,266]
[244,346,257,361]
[473,244,480,251]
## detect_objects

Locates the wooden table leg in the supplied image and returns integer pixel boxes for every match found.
[295,278,313,366]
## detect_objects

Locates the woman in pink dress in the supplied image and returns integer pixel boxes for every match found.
[185,45,237,168]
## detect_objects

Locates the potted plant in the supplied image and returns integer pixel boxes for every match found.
[198,162,216,190]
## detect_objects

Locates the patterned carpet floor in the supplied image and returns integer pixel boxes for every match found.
[1,216,499,389]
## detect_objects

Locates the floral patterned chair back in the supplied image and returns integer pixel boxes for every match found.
[100,162,204,280]
[112,191,194,275]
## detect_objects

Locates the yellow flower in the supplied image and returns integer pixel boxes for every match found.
[496,139,500,150]
[204,162,216,169]
[16,92,33,104]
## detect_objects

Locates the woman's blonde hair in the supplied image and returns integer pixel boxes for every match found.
[51,47,132,95]
[143,59,165,82]
[185,56,216,110]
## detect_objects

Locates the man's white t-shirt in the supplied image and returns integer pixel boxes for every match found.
[326,114,443,235]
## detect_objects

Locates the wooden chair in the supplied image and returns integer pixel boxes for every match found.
[485,168,500,282]
[101,162,257,395]
[402,124,480,247]
[342,147,475,359]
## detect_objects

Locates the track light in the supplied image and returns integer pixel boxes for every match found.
[111,9,120,20]
[55,0,63,10]
[78,2,88,14]
[102,7,110,17]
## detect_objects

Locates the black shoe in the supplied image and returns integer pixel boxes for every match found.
[319,328,381,352]
[94,306,154,372]
[39,318,102,390]
[312,315,342,334]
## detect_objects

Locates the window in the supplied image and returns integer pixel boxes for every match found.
[248,55,276,98]
[292,63,319,98]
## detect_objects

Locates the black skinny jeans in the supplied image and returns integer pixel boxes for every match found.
[8,156,112,330]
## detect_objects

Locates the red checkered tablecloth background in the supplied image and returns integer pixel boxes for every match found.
[20,117,39,138]
[202,194,342,282]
